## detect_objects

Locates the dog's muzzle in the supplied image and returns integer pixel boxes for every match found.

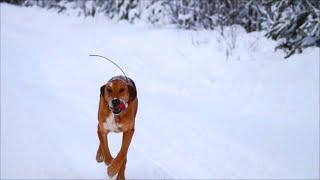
[109,98,127,115]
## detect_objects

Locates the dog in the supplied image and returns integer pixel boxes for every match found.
[96,75,138,180]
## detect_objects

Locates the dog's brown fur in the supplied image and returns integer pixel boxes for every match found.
[96,76,138,180]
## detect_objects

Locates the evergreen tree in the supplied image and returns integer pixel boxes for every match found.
[265,0,320,58]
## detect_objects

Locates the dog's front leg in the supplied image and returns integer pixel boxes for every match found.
[96,143,104,163]
[97,125,113,165]
[107,129,134,177]
[116,158,127,180]
[102,131,114,165]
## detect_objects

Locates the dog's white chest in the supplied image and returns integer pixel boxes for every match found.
[103,114,120,132]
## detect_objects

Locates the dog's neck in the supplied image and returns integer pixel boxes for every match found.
[114,115,121,123]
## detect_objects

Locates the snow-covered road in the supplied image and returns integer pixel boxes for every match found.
[1,3,319,179]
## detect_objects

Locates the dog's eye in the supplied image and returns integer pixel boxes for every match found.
[107,88,112,94]
[119,88,125,93]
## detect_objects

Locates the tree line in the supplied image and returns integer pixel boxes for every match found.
[2,0,319,58]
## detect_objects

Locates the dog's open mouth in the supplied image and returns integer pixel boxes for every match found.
[112,108,122,115]
[110,101,126,115]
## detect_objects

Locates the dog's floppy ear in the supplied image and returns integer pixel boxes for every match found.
[100,85,106,97]
[128,79,137,102]
[128,85,137,102]
[98,85,107,121]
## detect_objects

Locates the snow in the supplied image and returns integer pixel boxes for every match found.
[1,3,319,179]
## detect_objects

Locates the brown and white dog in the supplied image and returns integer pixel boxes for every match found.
[96,75,138,180]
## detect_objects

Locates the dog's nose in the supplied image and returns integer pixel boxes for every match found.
[112,99,121,107]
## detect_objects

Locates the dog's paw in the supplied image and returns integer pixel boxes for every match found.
[96,148,104,163]
[96,155,104,163]
[116,173,125,180]
[107,161,120,177]
[104,156,113,166]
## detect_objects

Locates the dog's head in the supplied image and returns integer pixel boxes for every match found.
[100,76,137,115]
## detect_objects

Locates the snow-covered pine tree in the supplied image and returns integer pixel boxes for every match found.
[141,0,171,26]
[1,0,26,5]
[265,0,320,58]
[238,0,269,32]
[175,0,198,29]
[105,0,141,23]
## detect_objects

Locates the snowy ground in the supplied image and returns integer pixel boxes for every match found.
[1,3,319,179]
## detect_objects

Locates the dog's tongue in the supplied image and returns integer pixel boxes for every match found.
[116,102,125,110]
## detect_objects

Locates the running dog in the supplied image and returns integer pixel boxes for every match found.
[96,75,138,180]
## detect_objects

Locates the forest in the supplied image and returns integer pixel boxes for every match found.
[2,0,320,58]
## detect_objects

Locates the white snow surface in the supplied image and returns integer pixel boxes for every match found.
[1,3,319,179]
